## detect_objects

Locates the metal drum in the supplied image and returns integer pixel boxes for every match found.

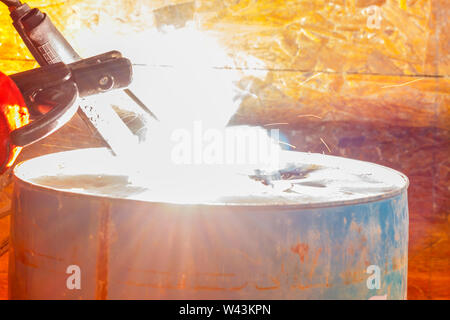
[9,148,409,299]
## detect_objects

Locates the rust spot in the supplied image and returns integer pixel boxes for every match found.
[123,281,177,289]
[95,201,111,300]
[256,277,280,290]
[177,273,187,289]
[340,270,366,285]
[16,250,38,268]
[391,256,405,271]
[194,272,236,278]
[128,268,171,275]
[291,242,309,263]
[291,282,332,290]
[194,282,248,291]
[255,285,279,290]
[308,248,323,279]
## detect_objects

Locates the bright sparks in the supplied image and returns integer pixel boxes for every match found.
[5,104,30,131]
[71,23,286,202]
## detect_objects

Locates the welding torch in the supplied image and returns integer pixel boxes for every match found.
[0,0,161,173]
[0,50,134,173]
[0,0,148,173]
[4,0,154,115]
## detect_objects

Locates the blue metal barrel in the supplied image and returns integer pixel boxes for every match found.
[9,148,408,299]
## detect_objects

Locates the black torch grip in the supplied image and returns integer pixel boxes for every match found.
[11,3,81,66]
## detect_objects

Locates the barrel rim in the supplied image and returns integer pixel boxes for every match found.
[13,148,409,210]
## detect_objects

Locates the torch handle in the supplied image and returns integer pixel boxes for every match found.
[10,3,158,120]
[10,3,81,65]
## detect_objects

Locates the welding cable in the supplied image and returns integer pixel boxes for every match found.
[0,0,22,8]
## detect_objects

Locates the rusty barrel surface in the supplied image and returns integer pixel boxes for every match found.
[10,148,408,299]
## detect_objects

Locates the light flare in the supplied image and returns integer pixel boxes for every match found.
[71,22,287,202]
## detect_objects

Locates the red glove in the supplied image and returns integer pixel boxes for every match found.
[0,71,29,174]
